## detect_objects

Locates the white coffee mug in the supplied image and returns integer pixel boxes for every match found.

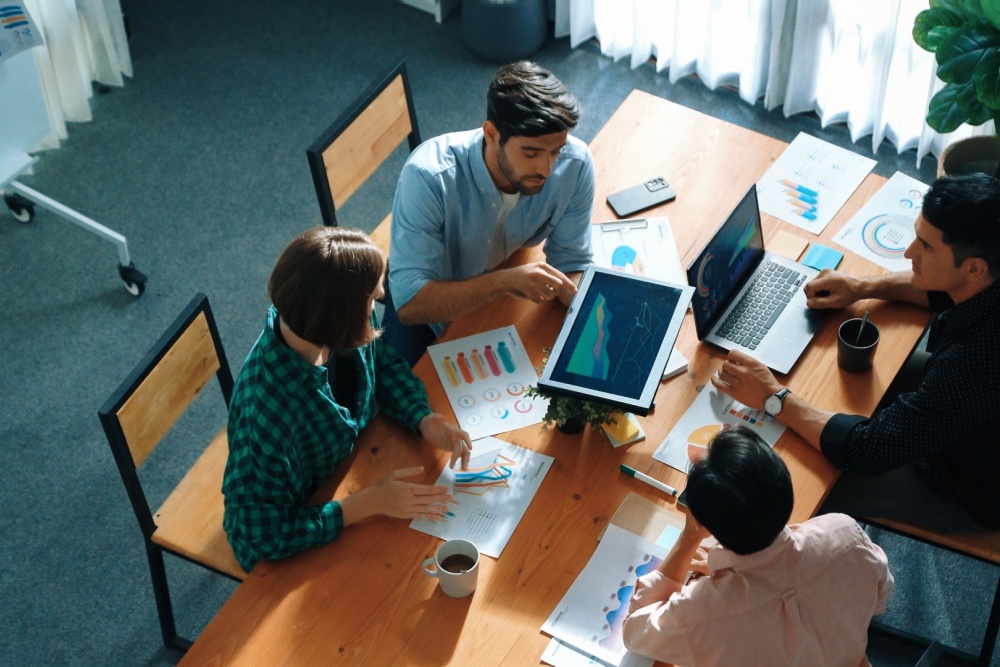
[422,539,480,598]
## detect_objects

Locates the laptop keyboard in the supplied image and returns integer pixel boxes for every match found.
[717,262,805,350]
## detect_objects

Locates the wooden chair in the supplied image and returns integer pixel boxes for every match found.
[306,60,421,259]
[867,520,1000,666]
[98,293,247,651]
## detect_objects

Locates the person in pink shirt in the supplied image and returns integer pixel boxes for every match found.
[622,426,894,667]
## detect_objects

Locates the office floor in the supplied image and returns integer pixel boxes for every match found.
[1,1,995,665]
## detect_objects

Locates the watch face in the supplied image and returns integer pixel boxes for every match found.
[765,395,781,416]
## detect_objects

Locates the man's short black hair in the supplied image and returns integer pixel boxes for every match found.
[686,426,793,555]
[486,60,580,144]
[922,173,1000,278]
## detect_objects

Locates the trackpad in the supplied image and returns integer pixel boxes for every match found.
[774,308,815,345]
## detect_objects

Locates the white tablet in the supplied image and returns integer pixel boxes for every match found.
[538,266,693,416]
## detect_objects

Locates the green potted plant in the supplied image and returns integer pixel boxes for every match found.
[913,0,1000,176]
[523,385,620,434]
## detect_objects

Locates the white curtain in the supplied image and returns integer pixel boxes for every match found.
[23,0,132,150]
[556,0,994,166]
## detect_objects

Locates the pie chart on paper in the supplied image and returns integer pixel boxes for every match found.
[687,424,725,464]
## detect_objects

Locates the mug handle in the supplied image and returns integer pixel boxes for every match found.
[422,557,439,578]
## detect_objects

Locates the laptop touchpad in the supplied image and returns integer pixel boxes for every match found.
[774,307,815,344]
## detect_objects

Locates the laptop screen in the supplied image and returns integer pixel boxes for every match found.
[687,185,766,338]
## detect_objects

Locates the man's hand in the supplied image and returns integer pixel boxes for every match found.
[502,261,577,304]
[711,349,783,411]
[419,413,472,470]
[804,269,863,310]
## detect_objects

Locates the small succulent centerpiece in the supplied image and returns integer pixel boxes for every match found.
[523,385,619,434]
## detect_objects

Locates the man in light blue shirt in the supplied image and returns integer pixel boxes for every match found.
[383,61,595,364]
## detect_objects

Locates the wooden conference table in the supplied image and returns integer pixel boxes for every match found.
[181,91,930,666]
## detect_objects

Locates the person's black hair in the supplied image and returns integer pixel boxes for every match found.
[922,173,1000,278]
[685,425,793,555]
[486,61,580,144]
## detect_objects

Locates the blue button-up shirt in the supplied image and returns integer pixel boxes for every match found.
[388,129,595,334]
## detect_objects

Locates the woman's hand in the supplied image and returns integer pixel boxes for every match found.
[419,413,472,469]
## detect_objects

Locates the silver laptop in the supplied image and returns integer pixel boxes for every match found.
[687,184,824,374]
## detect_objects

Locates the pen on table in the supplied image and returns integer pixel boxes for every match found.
[619,464,678,497]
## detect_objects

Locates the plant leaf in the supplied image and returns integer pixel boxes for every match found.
[973,48,1000,106]
[928,81,992,131]
[931,0,986,22]
[983,0,1000,30]
[936,23,1000,83]
[914,8,967,52]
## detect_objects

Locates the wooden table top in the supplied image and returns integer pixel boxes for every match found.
[180,90,930,666]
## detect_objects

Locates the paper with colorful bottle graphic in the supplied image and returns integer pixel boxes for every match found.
[427,325,545,439]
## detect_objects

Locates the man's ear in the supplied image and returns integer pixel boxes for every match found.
[964,256,990,281]
[482,121,500,147]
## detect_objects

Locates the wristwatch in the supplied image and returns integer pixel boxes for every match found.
[764,387,790,417]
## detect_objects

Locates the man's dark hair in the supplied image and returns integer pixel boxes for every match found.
[486,60,580,144]
[269,226,385,352]
[922,173,1000,278]
[686,426,793,555]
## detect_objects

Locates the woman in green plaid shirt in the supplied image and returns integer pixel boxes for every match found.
[223,227,472,572]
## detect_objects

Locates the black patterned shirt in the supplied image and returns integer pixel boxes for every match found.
[821,280,1000,528]
[222,306,432,571]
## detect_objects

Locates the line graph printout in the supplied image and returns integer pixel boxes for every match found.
[653,383,787,472]
[541,524,672,667]
[428,326,544,439]
[832,171,930,272]
[756,132,876,235]
[410,438,553,558]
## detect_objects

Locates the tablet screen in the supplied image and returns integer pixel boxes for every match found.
[538,266,693,415]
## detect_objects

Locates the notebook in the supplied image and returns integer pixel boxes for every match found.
[687,184,824,374]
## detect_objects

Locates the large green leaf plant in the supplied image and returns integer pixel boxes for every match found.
[914,0,1000,132]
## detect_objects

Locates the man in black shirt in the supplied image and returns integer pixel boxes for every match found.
[712,173,1000,533]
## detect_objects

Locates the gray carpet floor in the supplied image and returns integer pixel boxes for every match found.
[1,0,995,665]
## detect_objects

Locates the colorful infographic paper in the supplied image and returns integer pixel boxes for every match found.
[592,217,686,285]
[428,326,545,439]
[541,637,653,667]
[0,3,42,64]
[756,132,876,235]
[409,438,553,558]
[541,524,672,667]
[832,171,930,272]
[653,383,786,472]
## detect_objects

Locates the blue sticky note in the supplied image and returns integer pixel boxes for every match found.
[656,525,682,549]
[801,243,843,271]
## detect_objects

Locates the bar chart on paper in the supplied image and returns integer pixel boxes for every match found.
[428,326,545,439]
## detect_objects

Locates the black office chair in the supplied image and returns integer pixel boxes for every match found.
[99,293,247,650]
[306,60,421,260]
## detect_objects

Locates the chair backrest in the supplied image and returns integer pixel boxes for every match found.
[306,60,421,228]
[99,293,234,540]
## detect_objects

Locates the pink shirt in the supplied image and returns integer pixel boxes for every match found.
[622,514,893,667]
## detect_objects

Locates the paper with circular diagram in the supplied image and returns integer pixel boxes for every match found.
[427,325,546,440]
[832,171,930,273]
[653,383,786,472]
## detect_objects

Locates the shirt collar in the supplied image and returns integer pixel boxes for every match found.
[263,306,328,385]
[469,129,502,196]
[706,526,792,572]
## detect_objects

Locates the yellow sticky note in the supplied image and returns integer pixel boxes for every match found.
[769,230,809,261]
[605,412,640,442]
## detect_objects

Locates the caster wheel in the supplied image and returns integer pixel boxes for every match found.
[4,194,35,223]
[118,263,148,297]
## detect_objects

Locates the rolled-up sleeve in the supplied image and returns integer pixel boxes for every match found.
[622,571,694,665]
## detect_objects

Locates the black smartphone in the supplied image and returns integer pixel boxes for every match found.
[677,488,688,508]
[607,177,677,217]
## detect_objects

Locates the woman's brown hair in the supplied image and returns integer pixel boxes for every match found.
[269,227,385,351]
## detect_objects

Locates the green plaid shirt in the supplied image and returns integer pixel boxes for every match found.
[223,306,432,571]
